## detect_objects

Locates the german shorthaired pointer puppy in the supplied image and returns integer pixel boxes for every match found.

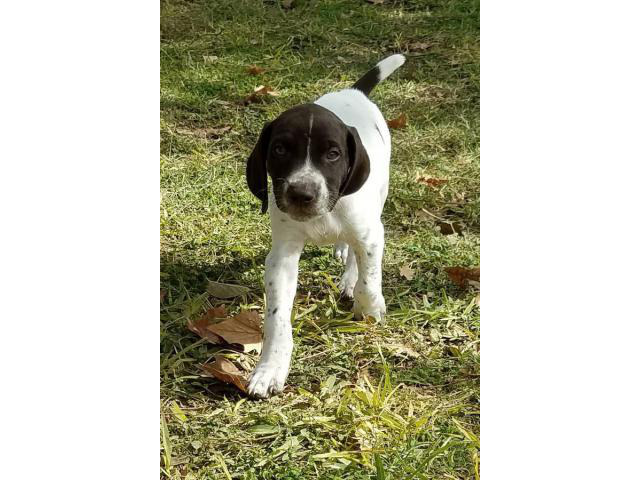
[245,54,406,398]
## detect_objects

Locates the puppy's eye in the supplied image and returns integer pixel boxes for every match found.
[326,150,340,161]
[273,144,286,156]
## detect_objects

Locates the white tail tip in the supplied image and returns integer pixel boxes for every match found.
[376,54,406,82]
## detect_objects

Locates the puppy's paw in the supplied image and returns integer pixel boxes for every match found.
[247,362,289,399]
[353,293,386,322]
[333,243,349,265]
[338,272,357,299]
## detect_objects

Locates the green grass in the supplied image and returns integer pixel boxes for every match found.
[160,0,479,478]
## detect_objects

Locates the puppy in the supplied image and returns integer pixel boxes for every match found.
[245,54,406,398]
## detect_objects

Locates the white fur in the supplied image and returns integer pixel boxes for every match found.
[248,80,397,398]
[376,54,406,83]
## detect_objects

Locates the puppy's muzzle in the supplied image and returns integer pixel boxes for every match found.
[286,181,318,206]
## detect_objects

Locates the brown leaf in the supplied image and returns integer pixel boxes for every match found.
[407,42,433,52]
[187,306,227,344]
[387,113,407,129]
[201,356,248,393]
[247,65,266,75]
[444,267,480,288]
[416,175,448,188]
[387,343,420,358]
[399,264,415,281]
[204,126,232,139]
[208,310,263,354]
[242,85,280,105]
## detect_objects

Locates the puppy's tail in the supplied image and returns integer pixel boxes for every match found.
[351,54,406,96]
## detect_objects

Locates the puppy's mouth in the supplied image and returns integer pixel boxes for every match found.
[273,180,337,222]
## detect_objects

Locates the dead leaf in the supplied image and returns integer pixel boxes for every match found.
[387,113,407,129]
[407,42,433,52]
[247,65,266,75]
[201,356,248,393]
[416,175,448,188]
[444,267,480,288]
[255,85,279,96]
[187,306,227,344]
[242,85,280,105]
[388,343,420,358]
[202,55,218,63]
[207,281,250,299]
[204,126,232,139]
[400,264,415,281]
[208,310,263,354]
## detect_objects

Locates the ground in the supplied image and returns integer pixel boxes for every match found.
[160,0,479,478]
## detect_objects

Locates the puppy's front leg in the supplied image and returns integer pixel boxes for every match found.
[352,221,386,321]
[248,240,303,398]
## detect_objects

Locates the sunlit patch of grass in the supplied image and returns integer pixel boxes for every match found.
[161,0,479,478]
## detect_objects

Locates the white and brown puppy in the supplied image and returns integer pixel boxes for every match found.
[245,54,405,398]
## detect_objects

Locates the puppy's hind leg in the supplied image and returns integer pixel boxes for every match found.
[333,242,349,265]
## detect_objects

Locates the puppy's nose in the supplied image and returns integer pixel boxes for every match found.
[287,182,317,204]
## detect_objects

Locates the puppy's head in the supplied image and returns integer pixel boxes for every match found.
[246,104,370,221]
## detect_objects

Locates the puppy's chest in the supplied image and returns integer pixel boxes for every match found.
[300,213,344,246]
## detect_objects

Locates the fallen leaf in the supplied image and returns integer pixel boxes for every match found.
[400,264,415,281]
[388,343,420,358]
[202,55,218,63]
[416,175,448,188]
[208,310,263,354]
[444,267,480,288]
[387,113,407,129]
[204,126,232,139]
[201,356,248,393]
[255,85,279,96]
[207,281,250,299]
[247,65,266,75]
[242,85,280,105]
[407,42,433,52]
[187,306,227,344]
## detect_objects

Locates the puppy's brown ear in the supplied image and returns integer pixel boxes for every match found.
[341,126,371,196]
[246,122,272,214]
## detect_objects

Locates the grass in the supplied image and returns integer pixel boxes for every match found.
[160,0,479,478]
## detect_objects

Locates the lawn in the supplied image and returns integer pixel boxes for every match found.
[160,0,479,478]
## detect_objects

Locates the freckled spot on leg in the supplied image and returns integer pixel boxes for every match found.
[272,307,278,314]
[268,281,273,286]
[363,280,367,285]
[281,218,286,222]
